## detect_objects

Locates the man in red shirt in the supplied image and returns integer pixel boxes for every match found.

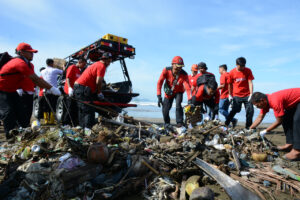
[218,64,237,126]
[191,79,220,120]
[74,52,112,129]
[157,56,191,128]
[63,58,86,126]
[225,57,254,129]
[249,89,300,160]
[0,42,60,139]
[16,64,36,127]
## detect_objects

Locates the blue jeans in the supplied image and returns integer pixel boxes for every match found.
[219,98,230,118]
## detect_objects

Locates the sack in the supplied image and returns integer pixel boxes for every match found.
[196,73,216,86]
[163,82,173,96]
[0,52,12,70]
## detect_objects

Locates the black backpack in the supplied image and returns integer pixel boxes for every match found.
[196,73,216,86]
[0,52,12,70]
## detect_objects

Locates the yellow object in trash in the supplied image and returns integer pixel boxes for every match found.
[184,105,191,113]
[102,34,128,44]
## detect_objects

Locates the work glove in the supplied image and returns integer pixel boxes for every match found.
[248,94,252,102]
[259,129,268,138]
[157,95,163,107]
[49,87,61,96]
[98,92,104,100]
[16,89,24,96]
[228,95,233,102]
[68,87,74,97]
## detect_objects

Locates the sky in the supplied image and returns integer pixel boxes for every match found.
[1,0,300,102]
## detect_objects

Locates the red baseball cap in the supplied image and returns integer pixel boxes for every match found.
[172,56,184,67]
[16,42,38,53]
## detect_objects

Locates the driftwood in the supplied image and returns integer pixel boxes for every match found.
[193,158,261,200]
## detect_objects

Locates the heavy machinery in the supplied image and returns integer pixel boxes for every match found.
[33,34,139,123]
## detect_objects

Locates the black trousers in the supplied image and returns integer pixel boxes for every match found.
[282,103,300,149]
[44,93,58,113]
[19,93,33,127]
[162,92,183,125]
[204,99,218,120]
[62,96,79,126]
[225,96,254,128]
[0,91,27,137]
[74,84,96,129]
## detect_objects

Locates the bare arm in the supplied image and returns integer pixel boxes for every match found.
[248,80,253,95]
[250,113,266,129]
[218,84,225,90]
[96,76,103,94]
[29,73,52,89]
[266,117,282,132]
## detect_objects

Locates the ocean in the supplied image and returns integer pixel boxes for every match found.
[124,101,276,123]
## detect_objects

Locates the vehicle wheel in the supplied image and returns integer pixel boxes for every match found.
[56,96,66,123]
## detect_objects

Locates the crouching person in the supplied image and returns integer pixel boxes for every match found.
[74,53,112,129]
[191,79,220,122]
[250,89,300,161]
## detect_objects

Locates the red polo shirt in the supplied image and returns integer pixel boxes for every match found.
[194,85,220,104]
[228,67,254,97]
[64,64,81,94]
[219,72,230,99]
[157,67,191,99]
[0,58,34,92]
[260,88,300,118]
[189,74,197,95]
[75,61,106,93]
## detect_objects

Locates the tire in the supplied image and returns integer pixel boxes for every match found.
[56,96,66,123]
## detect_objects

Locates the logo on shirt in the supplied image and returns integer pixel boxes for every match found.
[235,77,246,82]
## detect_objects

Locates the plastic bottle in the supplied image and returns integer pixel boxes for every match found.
[31,120,41,132]
[20,146,31,159]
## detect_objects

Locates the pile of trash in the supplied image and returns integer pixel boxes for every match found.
[1,115,300,200]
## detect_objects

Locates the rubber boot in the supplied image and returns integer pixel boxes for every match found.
[43,112,49,125]
[50,112,55,125]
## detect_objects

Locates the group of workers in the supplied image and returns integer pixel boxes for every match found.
[0,42,113,140]
[157,56,300,160]
[0,42,300,161]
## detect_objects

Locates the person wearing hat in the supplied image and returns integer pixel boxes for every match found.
[189,64,198,95]
[62,58,87,126]
[157,56,192,128]
[191,62,217,120]
[0,42,61,139]
[40,58,64,124]
[74,52,113,129]
[225,57,254,129]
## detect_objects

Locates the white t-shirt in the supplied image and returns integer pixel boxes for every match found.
[41,66,63,87]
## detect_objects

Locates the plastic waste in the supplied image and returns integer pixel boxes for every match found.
[20,147,31,159]
[58,156,85,170]
[240,171,250,176]
[84,128,92,136]
[205,134,220,146]
[31,145,41,153]
[263,180,271,187]
[59,153,72,162]
[31,120,41,132]
[228,161,236,169]
[213,144,225,150]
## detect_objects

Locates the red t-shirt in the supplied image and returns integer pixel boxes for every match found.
[260,88,300,118]
[0,58,34,92]
[75,61,106,93]
[64,64,81,94]
[157,67,191,99]
[38,76,44,97]
[194,85,220,104]
[228,67,254,97]
[21,64,35,92]
[219,72,230,99]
